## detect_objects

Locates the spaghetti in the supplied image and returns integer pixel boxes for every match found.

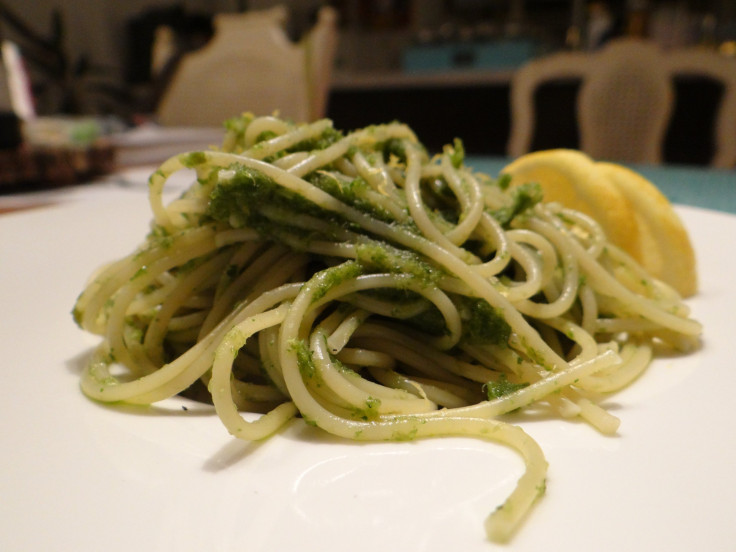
[73,114,701,542]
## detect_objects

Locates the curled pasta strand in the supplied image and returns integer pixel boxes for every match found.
[74,114,701,544]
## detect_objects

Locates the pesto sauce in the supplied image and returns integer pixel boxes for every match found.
[131,266,148,280]
[208,164,343,231]
[289,338,321,385]
[307,171,396,224]
[355,240,441,286]
[147,225,174,249]
[456,296,511,346]
[288,127,343,152]
[71,306,84,326]
[446,137,465,168]
[390,424,420,442]
[351,396,382,421]
[378,137,407,163]
[180,151,208,168]
[310,261,364,304]
[483,374,529,400]
[490,181,543,228]
[404,304,449,336]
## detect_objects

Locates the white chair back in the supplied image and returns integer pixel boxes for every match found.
[665,48,736,169]
[157,6,337,127]
[507,50,591,159]
[508,38,736,168]
[579,40,674,164]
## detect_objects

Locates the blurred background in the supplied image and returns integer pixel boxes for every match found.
[0,0,734,187]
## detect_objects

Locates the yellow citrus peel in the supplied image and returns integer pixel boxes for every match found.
[501,149,697,297]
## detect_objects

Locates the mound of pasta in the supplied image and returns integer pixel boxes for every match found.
[73,114,701,543]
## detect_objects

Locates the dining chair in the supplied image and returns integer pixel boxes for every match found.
[304,6,339,126]
[664,48,736,169]
[507,48,592,159]
[578,39,674,165]
[508,38,675,165]
[156,5,337,127]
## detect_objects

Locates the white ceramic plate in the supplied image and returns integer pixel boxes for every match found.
[1,190,734,552]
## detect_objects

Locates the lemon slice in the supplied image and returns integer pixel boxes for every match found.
[501,149,697,297]
[597,162,697,297]
[501,149,641,257]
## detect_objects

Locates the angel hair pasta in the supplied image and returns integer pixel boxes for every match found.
[73,113,701,542]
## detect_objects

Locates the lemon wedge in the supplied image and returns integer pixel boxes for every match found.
[501,150,640,254]
[501,149,697,297]
[597,162,697,297]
